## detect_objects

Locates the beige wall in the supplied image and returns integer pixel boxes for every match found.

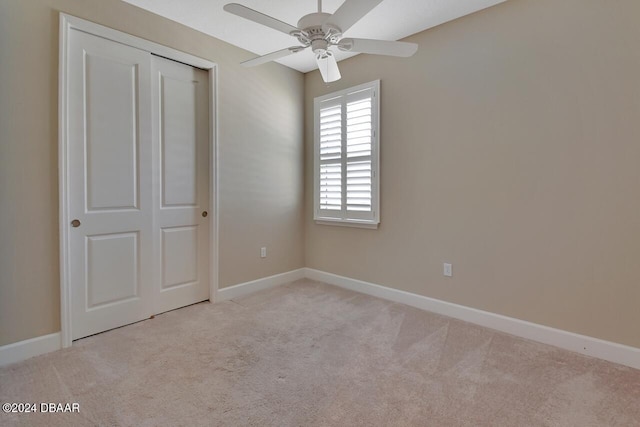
[0,0,304,346]
[305,0,640,348]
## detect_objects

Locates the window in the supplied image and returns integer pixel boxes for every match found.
[314,80,380,228]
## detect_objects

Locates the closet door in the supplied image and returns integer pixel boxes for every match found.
[151,56,210,314]
[67,30,154,339]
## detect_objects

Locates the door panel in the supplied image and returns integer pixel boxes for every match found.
[86,232,139,308]
[68,29,153,340]
[85,53,139,211]
[152,56,209,314]
[161,76,199,207]
[161,226,198,289]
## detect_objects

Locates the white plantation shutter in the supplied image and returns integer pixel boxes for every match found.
[346,91,373,215]
[319,100,342,210]
[314,81,379,226]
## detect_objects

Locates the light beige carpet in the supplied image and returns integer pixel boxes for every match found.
[1,279,639,426]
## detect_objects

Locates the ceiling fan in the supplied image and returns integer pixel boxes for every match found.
[223,0,418,83]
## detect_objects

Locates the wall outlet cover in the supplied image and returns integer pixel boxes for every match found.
[444,263,452,277]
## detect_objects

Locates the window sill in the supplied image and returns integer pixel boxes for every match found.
[314,219,379,229]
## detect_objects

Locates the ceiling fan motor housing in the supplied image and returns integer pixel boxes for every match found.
[293,12,342,53]
[296,12,331,31]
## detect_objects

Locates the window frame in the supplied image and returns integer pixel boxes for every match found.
[313,80,380,229]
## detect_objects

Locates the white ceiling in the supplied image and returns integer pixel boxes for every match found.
[123,0,507,73]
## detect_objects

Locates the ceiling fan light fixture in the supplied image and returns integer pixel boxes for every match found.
[316,51,341,83]
[311,39,329,54]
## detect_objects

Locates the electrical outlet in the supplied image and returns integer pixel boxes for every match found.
[260,247,267,258]
[443,263,452,277]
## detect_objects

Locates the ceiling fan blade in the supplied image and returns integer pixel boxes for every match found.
[338,38,418,57]
[242,46,306,67]
[316,53,341,83]
[324,0,383,33]
[223,3,298,36]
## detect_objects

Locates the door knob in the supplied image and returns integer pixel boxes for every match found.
[202,211,208,218]
[71,219,81,228]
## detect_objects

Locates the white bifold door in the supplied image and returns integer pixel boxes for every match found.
[67,29,210,340]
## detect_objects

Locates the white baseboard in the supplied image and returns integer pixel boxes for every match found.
[0,332,62,368]
[304,268,640,370]
[217,268,306,302]
[4,269,637,371]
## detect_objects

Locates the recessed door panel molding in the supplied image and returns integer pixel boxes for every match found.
[161,75,198,207]
[60,15,217,347]
[86,232,139,308]
[161,226,198,290]
[84,53,139,211]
